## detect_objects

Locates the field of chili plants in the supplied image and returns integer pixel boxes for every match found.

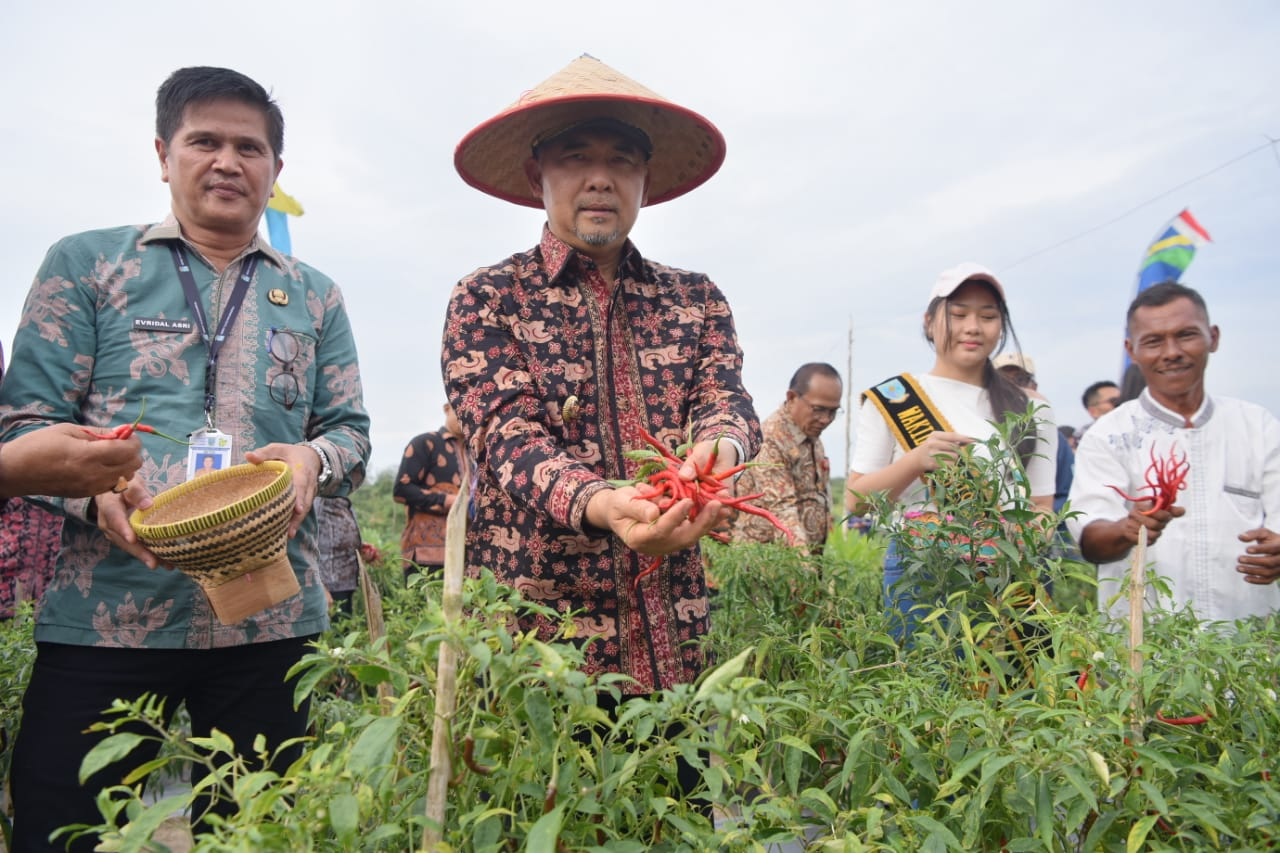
[1,449,1278,851]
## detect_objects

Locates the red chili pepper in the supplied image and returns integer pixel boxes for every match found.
[1107,442,1189,516]
[633,555,664,589]
[461,734,494,776]
[82,428,119,441]
[1155,709,1210,726]
[81,399,188,445]
[625,430,795,589]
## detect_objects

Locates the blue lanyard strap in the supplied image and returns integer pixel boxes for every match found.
[168,243,258,426]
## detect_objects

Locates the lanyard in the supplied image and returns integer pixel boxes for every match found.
[169,243,258,428]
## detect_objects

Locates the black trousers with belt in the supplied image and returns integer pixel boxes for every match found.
[10,637,312,852]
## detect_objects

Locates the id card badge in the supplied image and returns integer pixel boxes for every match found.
[186,428,234,482]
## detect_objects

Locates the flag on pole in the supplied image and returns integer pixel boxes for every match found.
[265,182,304,255]
[1136,208,1211,292]
[1120,209,1212,388]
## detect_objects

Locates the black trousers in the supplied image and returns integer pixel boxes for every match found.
[10,638,312,852]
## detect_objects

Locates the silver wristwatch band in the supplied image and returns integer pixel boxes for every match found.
[304,441,333,487]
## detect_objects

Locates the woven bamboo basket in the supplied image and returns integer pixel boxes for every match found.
[129,460,300,625]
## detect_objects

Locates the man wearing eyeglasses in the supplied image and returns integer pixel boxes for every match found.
[1077,379,1121,442]
[729,363,842,553]
[0,66,370,851]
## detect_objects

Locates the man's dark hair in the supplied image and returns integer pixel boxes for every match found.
[1081,380,1118,410]
[1125,280,1210,333]
[1118,364,1146,405]
[156,66,284,158]
[789,362,842,394]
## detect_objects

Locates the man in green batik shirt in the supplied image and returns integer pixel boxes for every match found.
[0,66,370,852]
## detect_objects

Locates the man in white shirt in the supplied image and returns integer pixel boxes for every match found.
[1067,281,1280,623]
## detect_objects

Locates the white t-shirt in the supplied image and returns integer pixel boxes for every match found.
[850,372,1058,512]
[1067,390,1280,624]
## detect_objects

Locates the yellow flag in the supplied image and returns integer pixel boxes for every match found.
[267,182,304,217]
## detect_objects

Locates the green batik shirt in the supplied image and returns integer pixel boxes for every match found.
[0,218,371,648]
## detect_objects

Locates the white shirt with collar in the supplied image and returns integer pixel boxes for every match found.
[1067,389,1280,624]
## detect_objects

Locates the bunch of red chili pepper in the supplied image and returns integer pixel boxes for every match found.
[623,429,793,589]
[80,399,187,445]
[1106,442,1189,516]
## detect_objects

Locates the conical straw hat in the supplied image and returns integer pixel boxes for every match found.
[455,54,726,208]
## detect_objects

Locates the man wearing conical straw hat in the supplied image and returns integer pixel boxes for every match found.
[445,53,760,776]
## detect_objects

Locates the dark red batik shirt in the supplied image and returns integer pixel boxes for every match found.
[442,226,760,693]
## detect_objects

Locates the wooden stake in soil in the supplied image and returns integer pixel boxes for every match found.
[422,460,470,851]
[1128,524,1148,743]
[357,557,395,713]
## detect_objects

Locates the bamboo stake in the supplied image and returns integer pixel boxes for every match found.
[421,460,471,851]
[357,557,394,713]
[1128,524,1148,744]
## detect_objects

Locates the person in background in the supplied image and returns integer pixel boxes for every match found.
[845,264,1057,640]
[729,362,841,554]
[0,342,142,503]
[444,55,760,800]
[314,495,362,617]
[0,342,141,619]
[0,66,370,851]
[994,351,1079,568]
[1078,379,1121,441]
[394,403,465,577]
[1068,281,1280,623]
[1059,425,1078,452]
[994,352,1074,517]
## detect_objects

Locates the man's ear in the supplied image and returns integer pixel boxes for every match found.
[641,168,651,207]
[524,157,543,198]
[1208,324,1220,353]
[1123,338,1136,364]
[156,137,170,183]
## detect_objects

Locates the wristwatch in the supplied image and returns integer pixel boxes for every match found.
[304,441,333,487]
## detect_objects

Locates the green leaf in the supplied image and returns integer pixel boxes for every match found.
[79,733,147,783]
[1136,778,1168,815]
[120,756,175,786]
[1127,813,1160,852]
[115,794,191,852]
[694,646,754,702]
[776,734,819,760]
[1036,771,1052,850]
[936,747,994,799]
[908,815,961,851]
[329,792,360,840]
[525,803,564,853]
[524,688,554,748]
[349,663,392,685]
[469,640,493,671]
[347,716,401,774]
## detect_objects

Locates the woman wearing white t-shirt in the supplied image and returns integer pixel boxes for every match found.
[845,263,1057,640]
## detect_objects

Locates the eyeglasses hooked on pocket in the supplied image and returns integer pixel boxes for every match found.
[266,327,313,410]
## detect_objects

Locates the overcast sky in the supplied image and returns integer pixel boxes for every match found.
[2,1,1277,476]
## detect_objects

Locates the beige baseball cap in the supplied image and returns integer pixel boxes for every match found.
[930,262,1005,300]
[993,351,1035,375]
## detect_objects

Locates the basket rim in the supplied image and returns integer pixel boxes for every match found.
[129,460,293,540]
